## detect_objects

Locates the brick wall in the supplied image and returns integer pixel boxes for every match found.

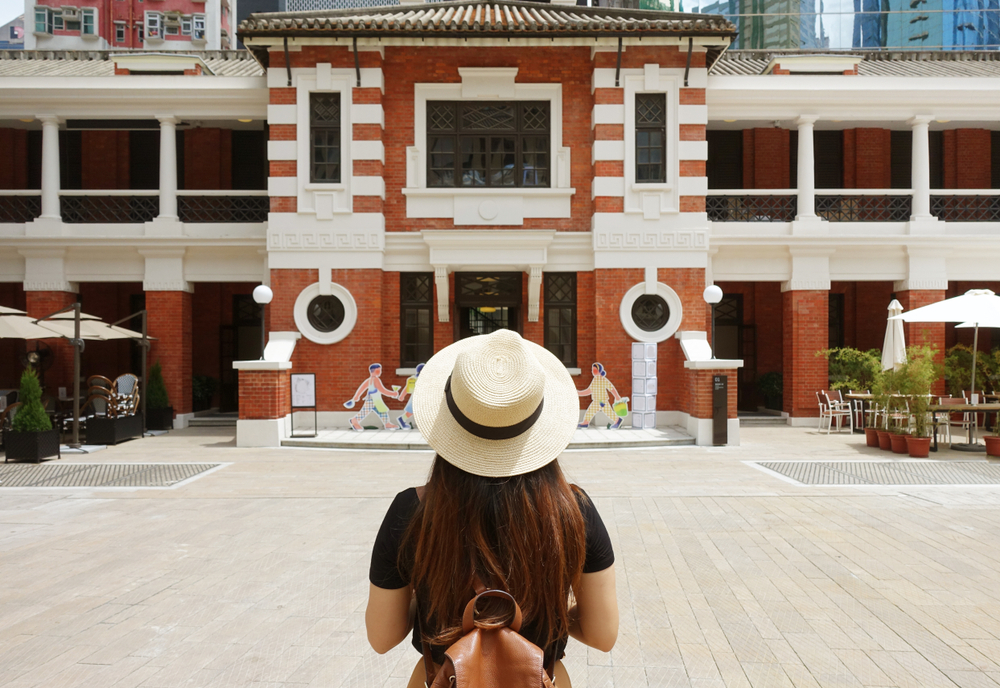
[78,282,144,382]
[81,131,130,190]
[682,368,738,420]
[593,268,642,413]
[148,291,193,416]
[0,128,28,189]
[185,129,232,190]
[238,369,290,420]
[25,291,78,396]
[782,289,828,417]
[897,289,946,395]
[742,128,790,189]
[843,128,891,189]
[943,129,991,189]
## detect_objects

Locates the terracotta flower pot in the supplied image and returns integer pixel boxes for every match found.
[984,435,1000,458]
[864,427,879,447]
[876,430,892,450]
[890,433,909,454]
[906,435,931,458]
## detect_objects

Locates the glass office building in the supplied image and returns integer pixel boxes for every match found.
[691,0,1000,49]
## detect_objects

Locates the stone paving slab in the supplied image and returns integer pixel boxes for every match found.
[2,426,1000,687]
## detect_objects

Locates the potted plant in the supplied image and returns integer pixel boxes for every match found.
[192,375,218,412]
[146,361,173,431]
[870,367,894,450]
[5,368,59,463]
[820,347,883,446]
[900,345,941,458]
[756,371,782,411]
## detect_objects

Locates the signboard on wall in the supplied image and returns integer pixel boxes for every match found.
[291,373,316,409]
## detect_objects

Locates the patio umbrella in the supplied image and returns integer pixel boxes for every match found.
[892,288,1000,450]
[0,308,62,340]
[881,299,906,371]
[35,311,134,341]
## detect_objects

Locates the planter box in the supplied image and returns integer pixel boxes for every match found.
[86,413,144,446]
[4,429,60,463]
[147,407,174,431]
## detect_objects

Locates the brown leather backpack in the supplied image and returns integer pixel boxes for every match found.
[422,589,555,688]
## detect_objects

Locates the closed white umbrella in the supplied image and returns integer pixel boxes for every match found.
[882,299,907,371]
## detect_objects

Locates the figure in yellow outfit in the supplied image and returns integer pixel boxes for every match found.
[578,362,623,429]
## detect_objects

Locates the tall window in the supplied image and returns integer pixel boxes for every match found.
[115,22,125,42]
[192,14,205,40]
[145,12,161,38]
[400,273,434,368]
[34,7,54,34]
[636,94,666,183]
[310,93,341,184]
[81,8,96,35]
[427,101,550,188]
[544,273,577,368]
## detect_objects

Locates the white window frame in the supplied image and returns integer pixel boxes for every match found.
[166,24,178,35]
[145,12,162,40]
[53,12,64,30]
[81,8,97,38]
[292,282,358,345]
[114,21,125,42]
[623,70,680,217]
[404,77,573,226]
[34,7,53,35]
[192,13,205,41]
[295,71,353,218]
[181,17,192,35]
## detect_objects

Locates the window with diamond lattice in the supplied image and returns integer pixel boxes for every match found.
[427,102,549,188]
[310,93,341,183]
[636,94,666,183]
[307,295,345,333]
[632,294,669,332]
[544,273,576,368]
[457,273,523,305]
[401,273,434,368]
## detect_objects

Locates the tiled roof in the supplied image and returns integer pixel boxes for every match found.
[0,50,265,77]
[239,0,735,38]
[711,50,1000,77]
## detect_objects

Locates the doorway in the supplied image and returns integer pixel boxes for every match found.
[219,294,262,412]
[454,273,523,340]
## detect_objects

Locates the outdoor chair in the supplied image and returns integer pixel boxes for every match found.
[939,396,971,442]
[62,394,111,435]
[87,375,113,392]
[821,392,853,433]
[112,374,140,417]
[816,392,830,431]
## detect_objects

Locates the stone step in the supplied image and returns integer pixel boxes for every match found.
[739,417,788,427]
[189,417,238,427]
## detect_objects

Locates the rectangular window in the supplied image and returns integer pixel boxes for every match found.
[53,12,64,30]
[636,93,666,183]
[146,12,160,38]
[192,14,205,40]
[115,22,125,42]
[181,17,192,35]
[400,273,434,368]
[166,25,178,35]
[35,7,52,34]
[65,19,80,32]
[81,8,95,35]
[426,101,550,188]
[544,273,577,368]
[310,93,341,183]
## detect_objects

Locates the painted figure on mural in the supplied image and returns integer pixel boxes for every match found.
[395,362,425,430]
[578,362,627,429]
[344,363,401,431]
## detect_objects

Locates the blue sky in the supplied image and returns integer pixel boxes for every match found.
[1,0,22,27]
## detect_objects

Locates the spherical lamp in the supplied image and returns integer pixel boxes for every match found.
[253,285,273,359]
[703,285,724,359]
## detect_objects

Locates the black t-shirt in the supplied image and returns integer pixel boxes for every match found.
[369,486,614,662]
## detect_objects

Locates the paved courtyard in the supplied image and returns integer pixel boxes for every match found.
[3,426,1000,688]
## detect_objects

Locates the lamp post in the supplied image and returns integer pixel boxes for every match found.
[703,285,723,359]
[252,285,273,360]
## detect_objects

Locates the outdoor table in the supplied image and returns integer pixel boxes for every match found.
[929,402,1000,452]
[843,393,873,435]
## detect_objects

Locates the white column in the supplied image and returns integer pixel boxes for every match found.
[910,115,933,219]
[156,115,179,220]
[38,115,61,220]
[795,115,818,220]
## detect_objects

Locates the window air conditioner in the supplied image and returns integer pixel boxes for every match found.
[61,6,79,19]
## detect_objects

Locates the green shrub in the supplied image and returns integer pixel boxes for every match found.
[757,371,783,410]
[12,368,52,433]
[147,361,170,410]
[944,344,992,396]
[819,347,882,392]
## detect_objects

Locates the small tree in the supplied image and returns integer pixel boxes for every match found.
[12,368,52,433]
[147,361,170,410]
[900,345,943,438]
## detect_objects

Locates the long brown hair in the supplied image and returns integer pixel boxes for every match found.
[401,455,587,651]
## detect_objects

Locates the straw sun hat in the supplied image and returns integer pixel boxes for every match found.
[412,329,579,478]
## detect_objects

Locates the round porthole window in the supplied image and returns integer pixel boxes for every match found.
[294,282,358,345]
[307,295,345,333]
[631,294,670,332]
[619,282,683,343]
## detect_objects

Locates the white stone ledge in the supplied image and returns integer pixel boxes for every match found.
[592,103,625,126]
[267,141,296,161]
[353,176,385,198]
[683,359,743,370]
[352,140,385,162]
[268,177,297,197]
[678,140,708,161]
[679,104,708,125]
[593,140,625,162]
[593,177,625,198]
[267,104,297,125]
[233,360,293,371]
[351,104,384,127]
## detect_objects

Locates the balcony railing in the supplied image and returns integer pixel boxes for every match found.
[0,191,42,223]
[815,194,912,222]
[61,191,159,224]
[706,192,797,222]
[178,191,269,223]
[931,193,1000,222]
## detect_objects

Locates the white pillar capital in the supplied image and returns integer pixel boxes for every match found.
[155,115,180,125]
[908,115,935,127]
[36,115,60,125]
[795,115,819,127]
